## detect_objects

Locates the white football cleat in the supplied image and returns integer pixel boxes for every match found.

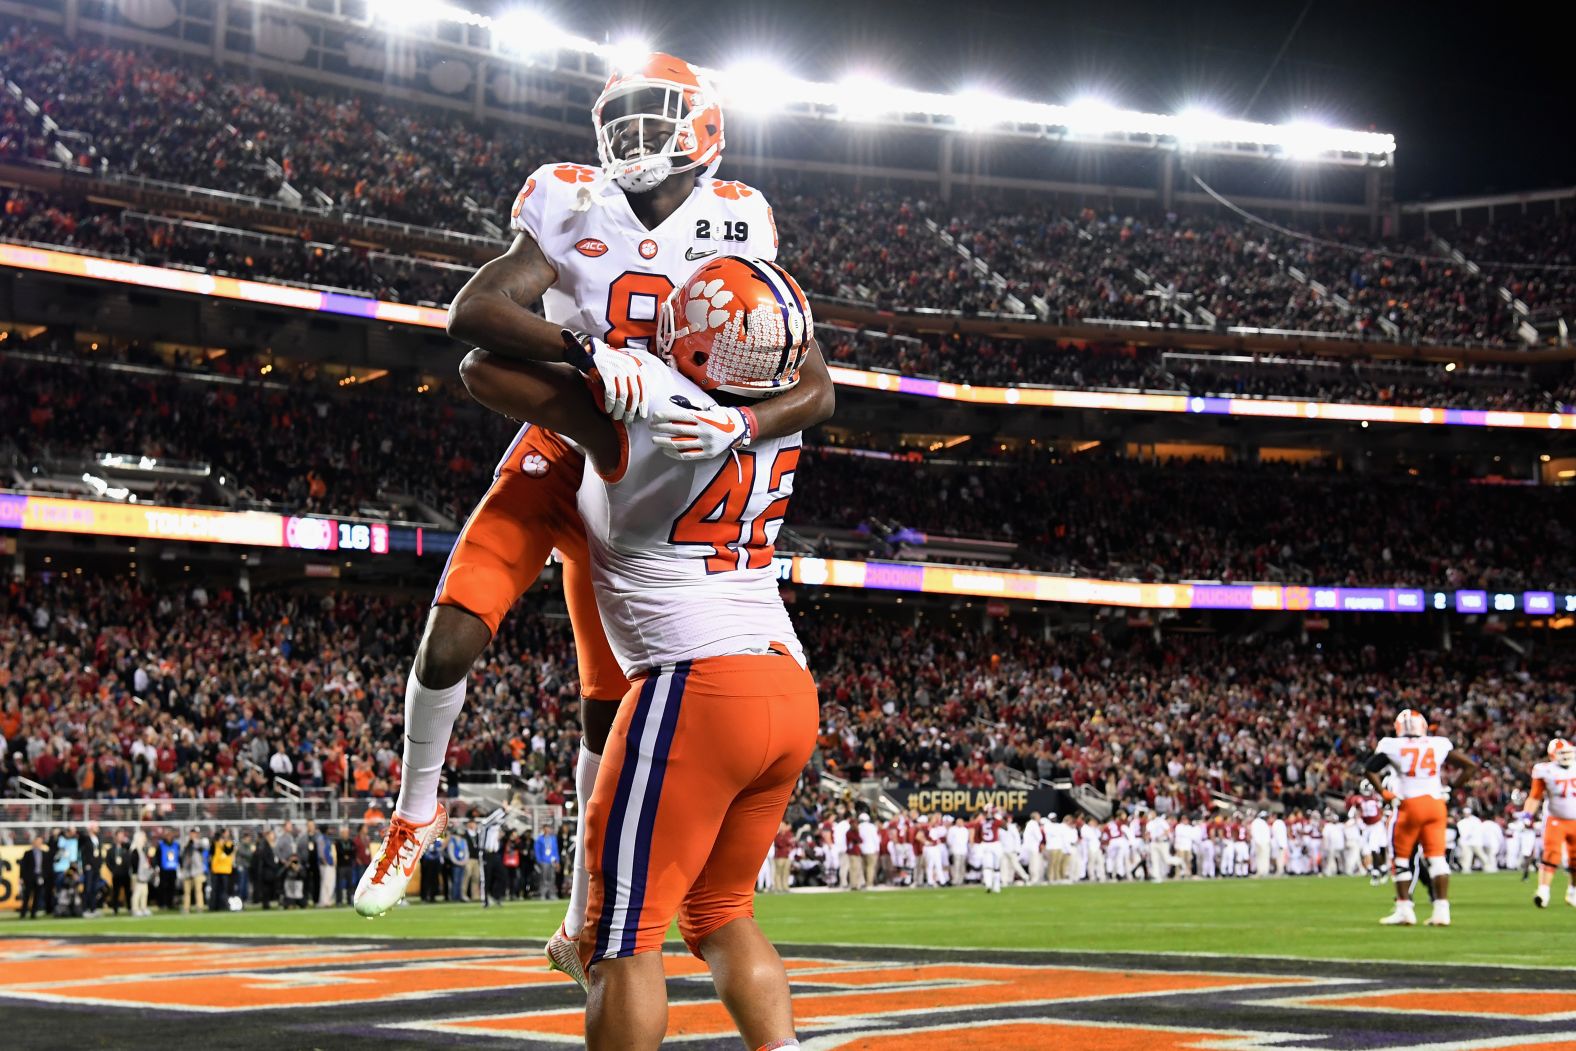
[354,803,447,918]
[1379,902,1416,926]
[1426,901,1451,926]
[546,923,589,993]
[1565,887,1576,908]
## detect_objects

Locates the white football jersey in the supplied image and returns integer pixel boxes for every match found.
[1374,735,1453,800]
[1531,761,1576,821]
[509,161,778,348]
[577,370,803,677]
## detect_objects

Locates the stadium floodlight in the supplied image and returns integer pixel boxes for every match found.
[599,34,652,75]
[350,0,1397,161]
[838,73,906,121]
[1278,119,1338,160]
[950,89,1007,132]
[493,8,595,57]
[721,58,796,114]
[1063,96,1124,137]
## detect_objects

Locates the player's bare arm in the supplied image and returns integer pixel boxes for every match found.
[446,232,568,362]
[457,349,621,473]
[1445,750,1481,784]
[750,339,835,439]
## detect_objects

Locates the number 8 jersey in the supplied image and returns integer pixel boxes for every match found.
[1373,735,1454,801]
[509,162,778,350]
[576,370,804,679]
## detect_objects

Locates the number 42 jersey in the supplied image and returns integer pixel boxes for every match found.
[577,369,805,679]
[509,162,778,349]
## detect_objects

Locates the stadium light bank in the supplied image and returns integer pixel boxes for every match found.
[357,0,1395,167]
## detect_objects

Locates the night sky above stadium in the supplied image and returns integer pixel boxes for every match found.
[503,0,1574,200]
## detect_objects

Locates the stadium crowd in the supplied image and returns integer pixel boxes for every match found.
[1,574,1565,828]
[0,189,467,305]
[5,336,1573,586]
[3,25,1573,352]
[3,346,518,523]
[794,448,1576,589]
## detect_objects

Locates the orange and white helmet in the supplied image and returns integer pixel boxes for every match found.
[656,256,813,398]
[1550,738,1576,768]
[1394,709,1428,737]
[593,52,724,192]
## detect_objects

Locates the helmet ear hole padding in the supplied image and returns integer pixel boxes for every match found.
[692,351,709,366]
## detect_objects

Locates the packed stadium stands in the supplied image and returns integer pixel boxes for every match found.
[5,25,1574,351]
[2,573,1563,825]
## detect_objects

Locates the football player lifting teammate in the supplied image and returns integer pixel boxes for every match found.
[352,50,835,978]
[462,254,819,1051]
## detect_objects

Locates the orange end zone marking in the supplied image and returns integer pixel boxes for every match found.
[820,1020,1251,1051]
[428,963,1311,1041]
[1301,989,1576,1021]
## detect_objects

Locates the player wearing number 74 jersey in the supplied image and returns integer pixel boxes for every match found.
[461,255,819,1051]
[1362,709,1479,927]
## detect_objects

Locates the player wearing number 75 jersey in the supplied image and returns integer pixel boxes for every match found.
[1519,738,1576,909]
[460,255,818,1051]
[1362,709,1479,927]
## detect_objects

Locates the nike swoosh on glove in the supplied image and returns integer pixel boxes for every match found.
[563,331,664,421]
[649,396,756,460]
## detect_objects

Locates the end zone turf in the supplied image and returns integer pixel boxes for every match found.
[3,872,1566,969]
[3,934,1575,1050]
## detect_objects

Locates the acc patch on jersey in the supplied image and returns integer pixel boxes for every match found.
[575,238,610,258]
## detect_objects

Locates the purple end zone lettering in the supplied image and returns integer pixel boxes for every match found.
[1393,589,1425,611]
[1336,588,1392,612]
[0,492,25,529]
[319,292,382,319]
[1525,591,1556,614]
[862,561,925,591]
[1444,409,1487,427]
[1189,585,1258,610]
[1454,589,1488,613]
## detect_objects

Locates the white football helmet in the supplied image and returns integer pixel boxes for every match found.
[1550,738,1576,768]
[1394,709,1428,738]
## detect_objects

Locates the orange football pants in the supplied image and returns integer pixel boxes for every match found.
[579,652,818,967]
[1544,816,1576,868]
[1391,796,1447,863]
[432,424,628,701]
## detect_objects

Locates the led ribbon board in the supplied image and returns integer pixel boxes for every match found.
[4,243,1572,432]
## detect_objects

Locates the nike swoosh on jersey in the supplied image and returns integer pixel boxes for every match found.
[685,247,719,261]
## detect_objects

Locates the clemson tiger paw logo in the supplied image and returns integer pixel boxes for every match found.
[684,278,736,331]
[520,454,549,477]
[711,180,754,200]
[552,164,597,184]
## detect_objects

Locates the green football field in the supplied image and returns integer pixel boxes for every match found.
[3,871,1566,968]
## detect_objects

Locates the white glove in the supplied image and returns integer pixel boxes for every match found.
[564,331,661,422]
[649,396,755,460]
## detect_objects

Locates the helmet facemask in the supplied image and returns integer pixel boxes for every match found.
[595,82,711,192]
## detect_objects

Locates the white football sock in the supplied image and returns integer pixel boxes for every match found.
[394,671,466,825]
[562,740,601,936]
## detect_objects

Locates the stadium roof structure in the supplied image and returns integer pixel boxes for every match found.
[243,0,1396,170]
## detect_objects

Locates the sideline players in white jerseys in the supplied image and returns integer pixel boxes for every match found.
[1521,737,1576,909]
[460,254,818,1050]
[1363,709,1480,926]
